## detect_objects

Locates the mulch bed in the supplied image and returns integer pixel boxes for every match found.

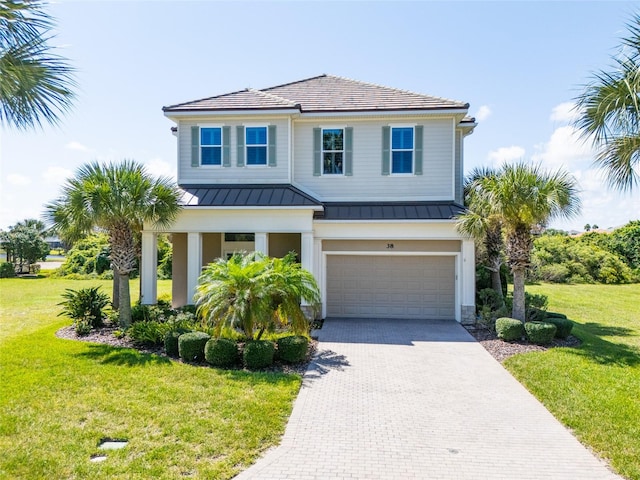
[464,325,581,362]
[55,323,316,375]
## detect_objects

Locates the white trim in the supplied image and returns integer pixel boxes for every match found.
[322,251,460,322]
[288,116,293,183]
[300,109,467,118]
[165,109,300,118]
[451,117,456,199]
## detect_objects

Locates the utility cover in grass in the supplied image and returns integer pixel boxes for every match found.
[98,439,128,450]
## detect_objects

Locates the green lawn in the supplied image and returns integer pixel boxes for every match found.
[0,277,302,479]
[505,283,640,480]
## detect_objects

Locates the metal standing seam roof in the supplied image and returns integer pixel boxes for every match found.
[163,74,470,113]
[179,185,464,220]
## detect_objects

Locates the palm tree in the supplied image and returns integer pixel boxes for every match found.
[45,160,182,327]
[456,167,505,303]
[0,0,76,129]
[574,13,640,192]
[468,163,580,321]
[195,252,320,340]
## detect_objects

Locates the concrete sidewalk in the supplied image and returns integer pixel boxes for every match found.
[234,318,621,480]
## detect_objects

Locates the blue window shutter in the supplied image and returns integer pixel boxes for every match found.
[191,126,199,167]
[237,126,245,167]
[313,128,321,176]
[414,125,423,175]
[381,126,390,175]
[344,127,353,176]
[222,126,231,167]
[268,125,277,167]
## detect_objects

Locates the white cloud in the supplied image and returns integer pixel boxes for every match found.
[6,173,31,186]
[65,141,91,152]
[42,166,73,185]
[145,158,177,181]
[550,102,579,123]
[487,145,525,167]
[531,125,593,170]
[474,105,492,121]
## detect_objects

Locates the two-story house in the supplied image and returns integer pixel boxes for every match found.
[140,75,477,323]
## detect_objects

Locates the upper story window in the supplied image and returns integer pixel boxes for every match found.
[322,128,344,174]
[200,127,222,165]
[246,127,268,165]
[391,127,414,174]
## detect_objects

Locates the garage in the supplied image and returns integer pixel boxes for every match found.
[325,255,455,319]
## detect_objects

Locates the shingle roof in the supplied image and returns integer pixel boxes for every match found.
[179,184,323,207]
[164,74,468,113]
[316,201,465,220]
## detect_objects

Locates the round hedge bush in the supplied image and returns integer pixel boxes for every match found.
[544,317,573,339]
[205,338,239,367]
[178,331,210,363]
[277,335,309,364]
[495,317,524,341]
[524,321,557,345]
[243,340,275,370]
[164,328,191,357]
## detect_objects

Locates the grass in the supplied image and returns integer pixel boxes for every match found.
[0,277,302,479]
[505,283,640,480]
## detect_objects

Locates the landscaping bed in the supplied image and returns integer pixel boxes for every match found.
[465,325,581,362]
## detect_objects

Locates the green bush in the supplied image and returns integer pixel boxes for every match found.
[164,328,191,357]
[178,332,211,363]
[276,335,309,363]
[58,286,110,329]
[0,262,16,278]
[74,319,92,336]
[524,321,557,345]
[127,321,171,346]
[243,340,275,369]
[205,338,239,367]
[495,317,524,341]
[544,317,573,339]
[546,311,567,319]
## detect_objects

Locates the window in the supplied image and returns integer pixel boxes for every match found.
[246,127,267,165]
[391,127,414,174]
[322,128,344,174]
[200,127,222,165]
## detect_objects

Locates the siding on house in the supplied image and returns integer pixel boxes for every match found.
[454,130,463,204]
[292,117,455,201]
[176,116,290,185]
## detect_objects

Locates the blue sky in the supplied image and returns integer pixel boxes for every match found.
[1,0,639,232]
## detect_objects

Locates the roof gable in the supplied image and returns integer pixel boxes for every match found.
[163,74,469,113]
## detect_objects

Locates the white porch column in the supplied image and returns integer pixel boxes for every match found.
[140,232,157,305]
[254,232,268,255]
[300,232,315,316]
[461,239,476,324]
[187,232,202,304]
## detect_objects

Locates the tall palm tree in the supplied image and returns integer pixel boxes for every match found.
[574,13,640,192]
[0,0,76,129]
[45,160,182,327]
[456,167,505,303]
[469,163,580,321]
[195,252,320,340]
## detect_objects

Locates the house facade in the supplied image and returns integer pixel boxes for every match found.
[140,75,477,323]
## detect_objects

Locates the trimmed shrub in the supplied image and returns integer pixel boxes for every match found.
[0,262,16,278]
[495,317,524,341]
[127,321,171,346]
[525,321,557,345]
[164,328,192,357]
[546,312,567,319]
[277,335,309,363]
[243,340,275,369]
[545,317,573,339]
[178,332,210,363]
[205,338,239,367]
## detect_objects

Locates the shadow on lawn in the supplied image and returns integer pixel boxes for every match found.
[75,344,172,367]
[566,323,640,367]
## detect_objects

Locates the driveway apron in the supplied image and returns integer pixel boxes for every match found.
[234,318,621,480]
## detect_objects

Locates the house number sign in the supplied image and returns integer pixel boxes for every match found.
[386,243,394,249]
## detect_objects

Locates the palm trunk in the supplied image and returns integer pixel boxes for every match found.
[511,267,526,322]
[118,272,132,328]
[112,270,120,309]
[491,267,504,302]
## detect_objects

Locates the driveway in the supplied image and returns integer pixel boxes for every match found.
[235,318,621,480]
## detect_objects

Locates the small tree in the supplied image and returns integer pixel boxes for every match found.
[0,222,49,273]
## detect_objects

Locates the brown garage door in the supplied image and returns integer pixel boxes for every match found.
[326,255,455,319]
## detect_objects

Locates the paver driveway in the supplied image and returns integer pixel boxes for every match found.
[235,318,621,480]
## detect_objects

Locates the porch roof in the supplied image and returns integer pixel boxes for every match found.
[178,184,323,207]
[316,201,465,220]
